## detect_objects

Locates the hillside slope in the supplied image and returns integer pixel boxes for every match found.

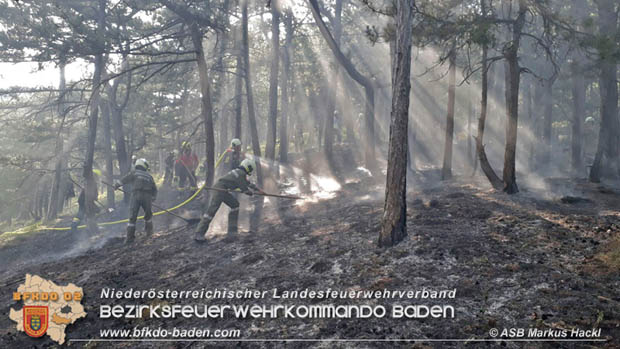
[0,178,618,348]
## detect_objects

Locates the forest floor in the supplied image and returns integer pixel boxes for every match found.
[0,168,619,348]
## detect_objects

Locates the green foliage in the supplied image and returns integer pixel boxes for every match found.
[590,34,619,62]
[0,0,615,227]
[467,21,495,47]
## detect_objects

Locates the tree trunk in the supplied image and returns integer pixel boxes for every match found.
[363,89,376,172]
[337,74,358,148]
[242,0,264,231]
[324,91,335,162]
[280,10,293,164]
[107,56,131,203]
[111,106,129,189]
[323,0,343,169]
[265,0,280,170]
[379,0,413,247]
[83,0,106,234]
[531,79,544,169]
[190,24,215,190]
[317,90,324,150]
[46,60,67,220]
[158,126,166,175]
[408,123,416,172]
[571,62,585,175]
[333,0,344,148]
[323,82,336,160]
[502,1,527,194]
[525,76,535,170]
[569,2,587,176]
[441,48,456,180]
[33,180,42,220]
[220,100,228,155]
[541,76,555,170]
[307,0,376,173]
[214,3,230,156]
[101,101,115,208]
[475,0,503,190]
[467,98,473,170]
[290,58,304,153]
[234,29,243,140]
[294,92,304,153]
[589,0,619,182]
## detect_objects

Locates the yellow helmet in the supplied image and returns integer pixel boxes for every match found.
[240,158,256,175]
[92,169,102,177]
[135,158,150,171]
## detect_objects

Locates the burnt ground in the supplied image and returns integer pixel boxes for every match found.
[0,173,618,348]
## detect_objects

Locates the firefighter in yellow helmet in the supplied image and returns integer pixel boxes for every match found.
[217,138,244,176]
[194,158,264,242]
[226,138,244,170]
[114,158,158,244]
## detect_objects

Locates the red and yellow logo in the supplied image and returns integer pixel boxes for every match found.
[23,306,48,338]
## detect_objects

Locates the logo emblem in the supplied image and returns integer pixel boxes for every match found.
[23,306,48,337]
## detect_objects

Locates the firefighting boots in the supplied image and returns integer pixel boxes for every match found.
[126,224,136,244]
[194,212,213,243]
[145,220,153,237]
[70,220,79,234]
[227,207,239,236]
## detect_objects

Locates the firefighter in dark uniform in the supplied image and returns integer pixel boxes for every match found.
[194,158,264,242]
[70,169,101,233]
[114,158,158,244]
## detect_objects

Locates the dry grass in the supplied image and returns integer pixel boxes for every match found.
[595,237,620,270]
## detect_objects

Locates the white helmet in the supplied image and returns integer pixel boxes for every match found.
[240,158,256,175]
[231,138,241,147]
[135,158,149,171]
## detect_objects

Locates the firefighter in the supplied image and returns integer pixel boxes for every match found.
[114,158,158,244]
[123,155,138,202]
[164,151,175,186]
[70,169,101,233]
[176,142,198,188]
[224,138,244,171]
[194,158,264,242]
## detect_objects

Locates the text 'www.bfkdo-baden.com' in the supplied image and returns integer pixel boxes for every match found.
[98,326,241,339]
